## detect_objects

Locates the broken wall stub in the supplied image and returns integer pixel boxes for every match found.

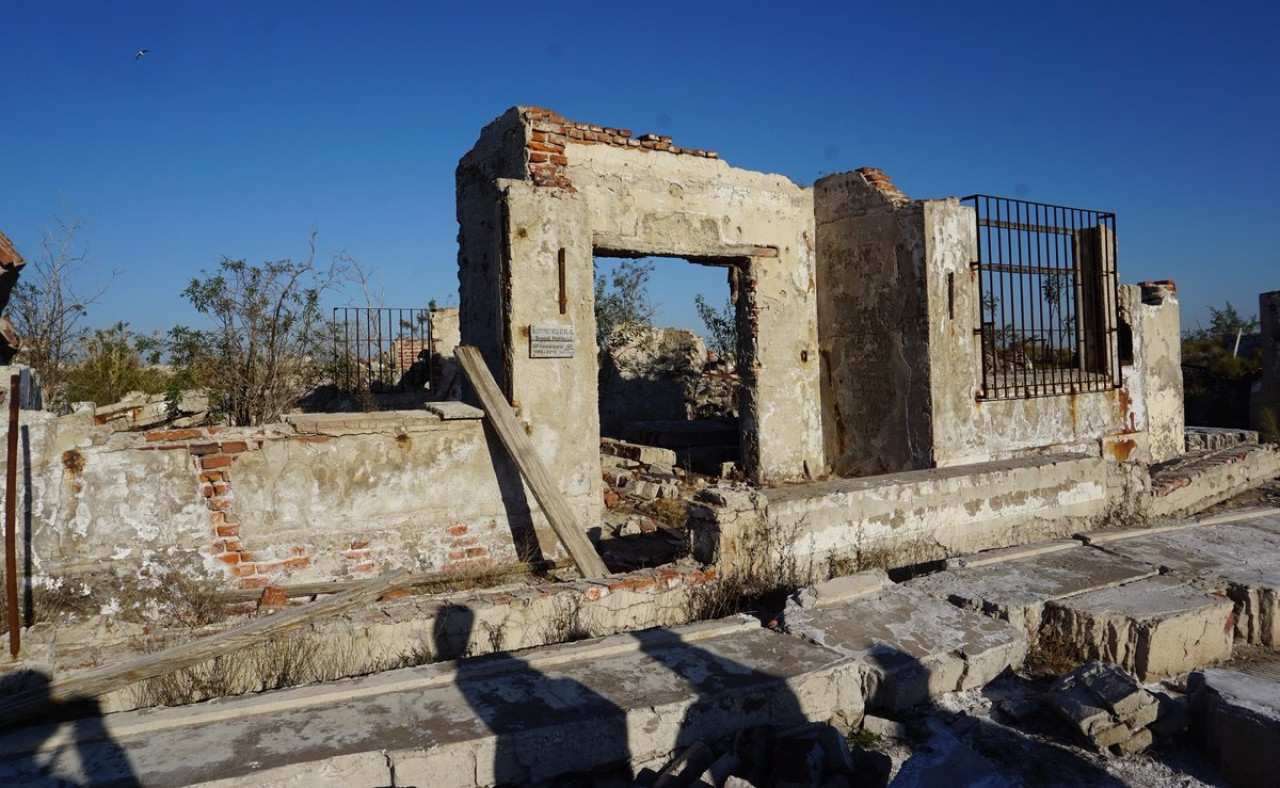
[815,171,1183,474]
[457,107,825,499]
[5,408,548,590]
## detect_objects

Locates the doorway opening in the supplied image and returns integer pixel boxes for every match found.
[593,254,747,476]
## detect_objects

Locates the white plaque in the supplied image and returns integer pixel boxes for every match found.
[529,324,575,358]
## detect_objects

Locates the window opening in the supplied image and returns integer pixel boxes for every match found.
[962,195,1120,400]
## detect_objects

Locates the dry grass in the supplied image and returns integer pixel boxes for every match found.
[130,628,431,708]
[689,516,806,620]
[1023,628,1092,679]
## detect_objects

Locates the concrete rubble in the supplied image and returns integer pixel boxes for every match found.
[3,508,1280,785]
[1044,661,1159,755]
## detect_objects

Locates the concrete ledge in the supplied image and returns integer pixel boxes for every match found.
[784,584,1027,712]
[0,619,865,787]
[758,453,1109,579]
[908,544,1158,637]
[1044,575,1234,680]
[1191,667,1280,788]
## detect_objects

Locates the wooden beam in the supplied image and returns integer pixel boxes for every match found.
[0,569,408,728]
[455,345,609,579]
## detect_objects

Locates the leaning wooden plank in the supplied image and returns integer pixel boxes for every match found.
[0,568,409,729]
[455,345,609,579]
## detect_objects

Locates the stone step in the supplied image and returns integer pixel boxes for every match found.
[783,579,1027,712]
[1042,574,1235,681]
[907,542,1158,637]
[1090,510,1280,646]
[0,618,864,787]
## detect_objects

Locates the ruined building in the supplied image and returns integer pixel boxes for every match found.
[4,107,1277,608]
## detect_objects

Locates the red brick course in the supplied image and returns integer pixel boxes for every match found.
[519,107,720,190]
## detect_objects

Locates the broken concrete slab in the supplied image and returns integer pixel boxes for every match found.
[1190,667,1280,788]
[1045,661,1158,755]
[601,437,679,467]
[1043,575,1234,680]
[0,618,864,787]
[1091,512,1280,646]
[784,583,1026,712]
[907,544,1159,637]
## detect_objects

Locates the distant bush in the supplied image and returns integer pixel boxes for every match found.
[62,322,168,406]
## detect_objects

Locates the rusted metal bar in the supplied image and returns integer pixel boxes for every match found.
[6,373,20,657]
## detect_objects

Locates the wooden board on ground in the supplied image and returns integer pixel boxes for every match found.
[455,345,609,579]
[0,569,409,728]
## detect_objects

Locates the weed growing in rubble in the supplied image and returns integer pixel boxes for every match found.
[1260,406,1279,444]
[689,516,807,620]
[541,595,591,644]
[1024,627,1092,679]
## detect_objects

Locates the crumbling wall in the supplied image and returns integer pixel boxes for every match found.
[5,407,549,590]
[458,107,824,489]
[814,170,933,476]
[598,325,705,436]
[816,174,1182,474]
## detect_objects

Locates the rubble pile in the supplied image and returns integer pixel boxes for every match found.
[1044,661,1177,756]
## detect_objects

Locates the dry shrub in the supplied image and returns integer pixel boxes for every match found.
[689,516,805,620]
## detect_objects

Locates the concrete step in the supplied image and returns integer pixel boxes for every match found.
[1191,667,1280,788]
[783,579,1028,712]
[907,541,1159,636]
[1090,510,1280,646]
[0,618,864,787]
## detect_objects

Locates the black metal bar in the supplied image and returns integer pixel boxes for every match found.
[964,194,1121,400]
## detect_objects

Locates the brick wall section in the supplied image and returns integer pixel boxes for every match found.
[143,426,316,589]
[521,107,720,189]
[855,167,910,207]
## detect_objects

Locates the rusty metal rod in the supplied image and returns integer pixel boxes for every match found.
[6,373,20,657]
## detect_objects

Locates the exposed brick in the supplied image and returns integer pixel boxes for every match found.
[583,584,610,602]
[145,428,203,442]
[200,471,226,484]
[239,576,271,589]
[212,482,230,496]
[201,455,232,470]
[259,586,288,608]
[447,524,469,536]
[464,547,487,558]
[221,440,250,453]
[233,564,258,578]
[528,151,548,164]
[379,589,411,602]
[208,497,234,511]
[215,524,239,538]
[215,552,241,565]
[283,556,310,569]
[349,562,375,573]
[202,484,215,498]
[297,435,332,443]
[447,549,467,561]
[188,443,220,456]
[343,549,373,561]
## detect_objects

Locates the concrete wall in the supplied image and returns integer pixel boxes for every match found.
[814,175,1183,474]
[691,454,1110,582]
[458,107,824,487]
[3,408,557,590]
[1253,290,1280,434]
[814,172,933,476]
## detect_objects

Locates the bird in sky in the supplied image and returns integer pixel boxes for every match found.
[135,49,149,60]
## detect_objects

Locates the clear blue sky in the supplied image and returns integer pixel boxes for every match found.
[2,1,1276,340]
